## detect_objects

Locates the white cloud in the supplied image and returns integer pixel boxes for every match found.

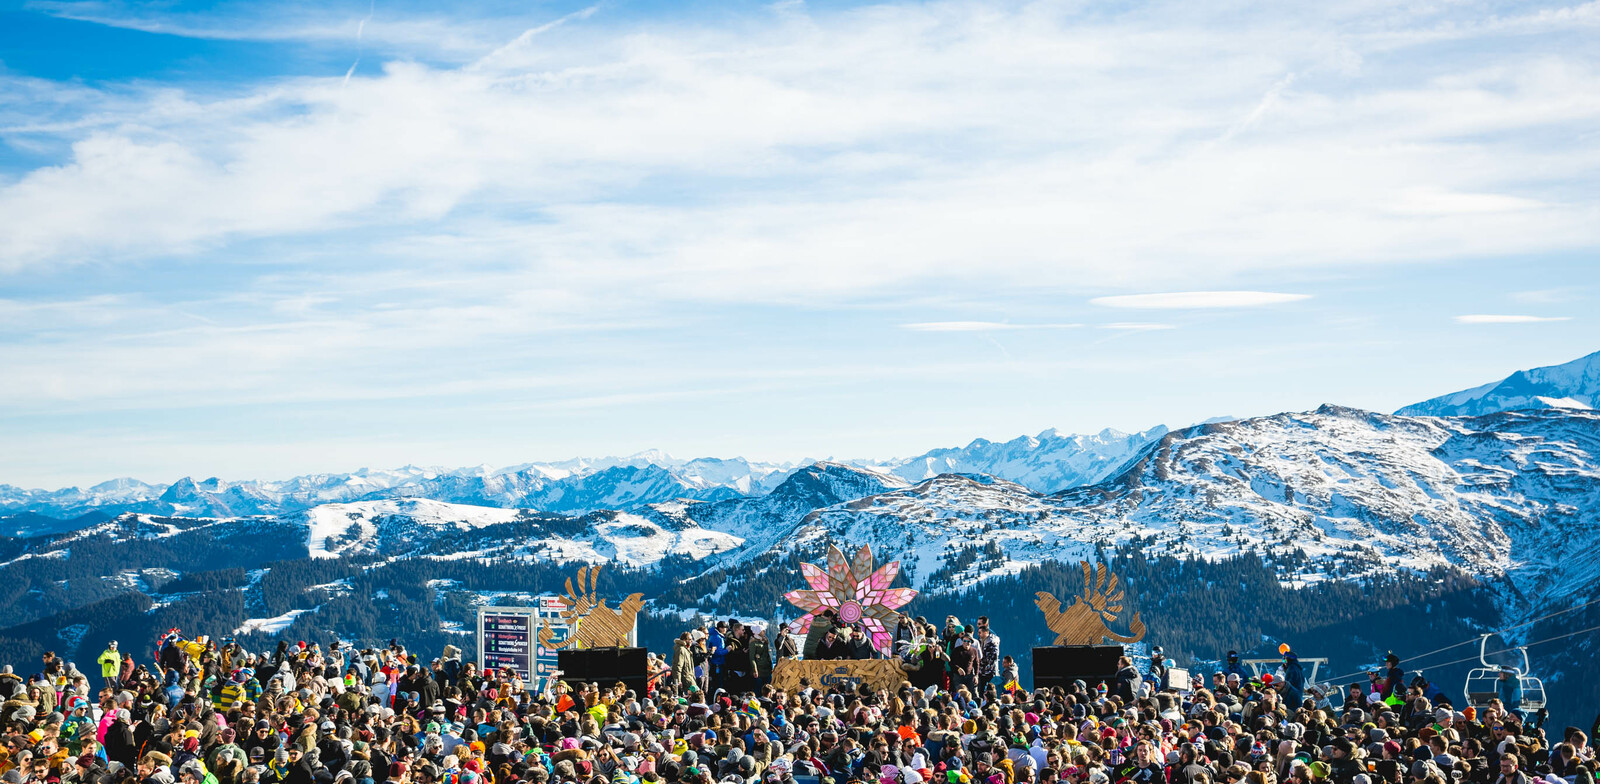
[1453,314,1573,324]
[1510,288,1579,304]
[2,0,1600,477]
[1097,322,1176,331]
[1388,187,1545,216]
[1089,291,1312,309]
[901,321,1082,332]
[1,0,1597,301]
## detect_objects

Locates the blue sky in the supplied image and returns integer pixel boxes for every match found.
[1,0,1597,488]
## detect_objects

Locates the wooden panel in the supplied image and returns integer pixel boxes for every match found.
[1034,561,1146,646]
[769,658,908,693]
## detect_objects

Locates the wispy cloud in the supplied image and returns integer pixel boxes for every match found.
[1090,292,1312,309]
[1510,289,1579,304]
[25,0,506,59]
[2,0,1599,485]
[1388,188,1545,216]
[1097,322,1176,332]
[901,321,1083,332]
[1453,314,1573,324]
[3,0,1599,299]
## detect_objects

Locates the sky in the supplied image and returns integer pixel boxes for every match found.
[1,0,1597,488]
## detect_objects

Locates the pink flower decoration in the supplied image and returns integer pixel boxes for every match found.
[784,543,918,653]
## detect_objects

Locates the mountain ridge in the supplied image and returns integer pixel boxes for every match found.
[1398,349,1600,417]
[0,429,1166,525]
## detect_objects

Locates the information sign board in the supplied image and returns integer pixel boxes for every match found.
[478,607,537,681]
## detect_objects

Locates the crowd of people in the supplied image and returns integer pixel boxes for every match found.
[0,618,1593,784]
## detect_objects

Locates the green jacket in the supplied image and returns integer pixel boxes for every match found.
[97,649,120,677]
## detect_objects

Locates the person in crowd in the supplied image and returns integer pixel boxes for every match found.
[97,642,122,692]
[748,626,773,687]
[1223,651,1248,681]
[1497,667,1525,724]
[707,622,729,696]
[0,627,1579,784]
[845,628,877,661]
[1379,653,1405,701]
[974,618,1000,687]
[671,634,696,695]
[1111,656,1142,702]
[1149,647,1169,693]
[1282,648,1305,707]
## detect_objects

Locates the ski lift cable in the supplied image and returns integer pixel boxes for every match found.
[1321,623,1600,686]
[1400,595,1600,668]
[1313,598,1600,686]
[1408,622,1600,676]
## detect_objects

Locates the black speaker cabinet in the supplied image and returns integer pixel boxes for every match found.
[558,647,649,695]
[1032,645,1124,691]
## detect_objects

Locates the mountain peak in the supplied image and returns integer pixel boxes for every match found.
[1397,349,1600,418]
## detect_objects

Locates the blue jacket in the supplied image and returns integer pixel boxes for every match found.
[1283,656,1305,704]
[708,630,727,665]
[164,671,185,707]
[1498,674,1523,710]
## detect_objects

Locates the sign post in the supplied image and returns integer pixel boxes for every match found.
[533,596,571,690]
[478,606,537,682]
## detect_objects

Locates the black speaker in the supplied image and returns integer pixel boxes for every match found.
[1032,645,1124,691]
[558,647,649,695]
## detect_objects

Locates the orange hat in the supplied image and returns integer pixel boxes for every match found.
[1463,707,1477,720]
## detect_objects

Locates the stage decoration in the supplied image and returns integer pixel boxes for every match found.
[1035,561,1146,645]
[784,543,917,653]
[537,564,644,650]
[770,658,908,692]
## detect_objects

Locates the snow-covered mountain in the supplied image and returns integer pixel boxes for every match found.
[645,461,912,560]
[5,353,1599,731]
[295,498,744,567]
[15,402,1591,602]
[1398,349,1600,417]
[0,430,1164,523]
[871,426,1167,491]
[0,460,789,523]
[751,406,1600,605]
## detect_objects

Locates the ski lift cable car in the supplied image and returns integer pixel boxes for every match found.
[1463,634,1545,711]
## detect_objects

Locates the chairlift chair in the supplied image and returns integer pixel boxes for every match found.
[1463,634,1545,711]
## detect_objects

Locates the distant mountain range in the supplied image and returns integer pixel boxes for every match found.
[1397,349,1600,417]
[15,348,1593,527]
[0,350,1596,729]
[0,428,1167,530]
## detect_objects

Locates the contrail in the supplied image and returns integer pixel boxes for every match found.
[471,5,599,71]
[343,0,375,87]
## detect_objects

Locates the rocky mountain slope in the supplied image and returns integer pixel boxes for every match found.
[1398,349,1600,417]
[753,406,1600,605]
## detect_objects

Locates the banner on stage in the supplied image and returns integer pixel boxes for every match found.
[770,658,908,692]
